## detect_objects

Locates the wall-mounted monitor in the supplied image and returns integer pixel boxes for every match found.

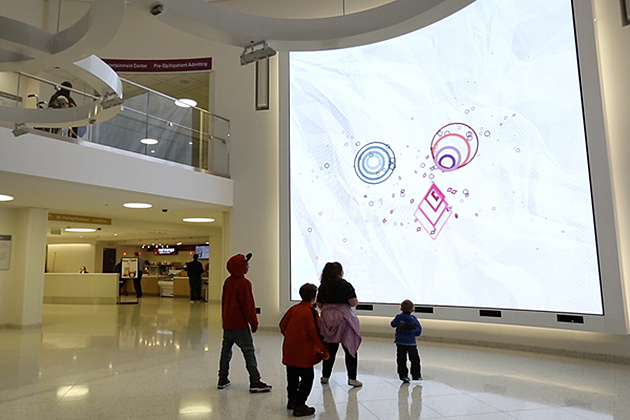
[281,0,626,332]
[195,244,210,259]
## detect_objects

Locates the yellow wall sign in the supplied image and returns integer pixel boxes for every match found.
[48,213,112,225]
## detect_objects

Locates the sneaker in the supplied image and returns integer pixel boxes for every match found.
[217,378,231,389]
[287,399,296,410]
[249,381,272,393]
[347,379,363,387]
[320,377,329,384]
[293,404,316,417]
[401,377,410,383]
[412,375,422,380]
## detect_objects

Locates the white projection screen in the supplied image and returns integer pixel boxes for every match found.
[280,0,627,332]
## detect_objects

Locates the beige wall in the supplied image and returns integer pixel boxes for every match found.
[95,1,630,358]
[4,0,630,357]
[593,0,630,323]
[47,243,96,273]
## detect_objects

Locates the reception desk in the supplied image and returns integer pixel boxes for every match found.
[44,273,119,304]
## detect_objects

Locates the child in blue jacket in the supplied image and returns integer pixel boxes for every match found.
[391,299,422,382]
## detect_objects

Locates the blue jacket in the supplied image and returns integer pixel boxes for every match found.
[391,312,422,345]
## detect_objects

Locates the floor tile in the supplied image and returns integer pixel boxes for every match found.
[1,298,630,420]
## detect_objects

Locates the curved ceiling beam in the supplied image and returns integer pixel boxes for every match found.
[0,0,126,72]
[0,55,123,127]
[0,1,126,127]
[128,0,475,51]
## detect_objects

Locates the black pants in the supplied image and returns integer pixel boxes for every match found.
[286,365,314,406]
[133,274,143,298]
[396,344,421,379]
[189,276,202,300]
[322,342,357,380]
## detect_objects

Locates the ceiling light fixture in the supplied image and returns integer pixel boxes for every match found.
[123,202,152,209]
[65,228,97,233]
[183,217,215,223]
[141,106,158,147]
[0,194,15,201]
[175,98,197,108]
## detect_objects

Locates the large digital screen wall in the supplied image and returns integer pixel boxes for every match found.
[287,0,615,318]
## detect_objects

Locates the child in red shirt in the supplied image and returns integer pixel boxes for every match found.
[280,283,330,417]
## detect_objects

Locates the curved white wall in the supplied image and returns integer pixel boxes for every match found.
[3,0,630,357]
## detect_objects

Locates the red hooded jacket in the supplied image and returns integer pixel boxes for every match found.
[221,254,258,331]
[279,301,329,368]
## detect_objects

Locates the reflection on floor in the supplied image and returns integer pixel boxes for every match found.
[0,297,628,419]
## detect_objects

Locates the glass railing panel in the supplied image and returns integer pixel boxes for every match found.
[0,72,22,107]
[144,115,195,166]
[208,116,230,177]
[0,71,230,177]
[91,106,147,152]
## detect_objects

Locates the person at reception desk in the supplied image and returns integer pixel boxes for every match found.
[79,266,88,273]
[186,254,204,303]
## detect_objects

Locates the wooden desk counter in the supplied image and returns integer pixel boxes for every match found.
[44,273,119,304]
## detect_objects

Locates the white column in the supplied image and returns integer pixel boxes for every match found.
[10,207,48,328]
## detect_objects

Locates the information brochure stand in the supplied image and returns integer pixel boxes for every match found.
[118,257,139,305]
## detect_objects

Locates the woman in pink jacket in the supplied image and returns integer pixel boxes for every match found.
[316,262,362,387]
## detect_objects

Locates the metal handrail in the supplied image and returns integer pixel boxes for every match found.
[17,71,100,100]
[123,106,228,144]
[121,78,230,123]
[5,70,230,176]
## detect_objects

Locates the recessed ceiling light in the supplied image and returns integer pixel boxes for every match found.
[183,217,215,223]
[65,228,97,233]
[0,194,15,201]
[175,98,197,108]
[123,202,152,209]
[140,138,159,145]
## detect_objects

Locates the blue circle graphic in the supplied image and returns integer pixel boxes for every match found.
[354,142,396,184]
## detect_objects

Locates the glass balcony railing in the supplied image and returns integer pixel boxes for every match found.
[0,71,230,177]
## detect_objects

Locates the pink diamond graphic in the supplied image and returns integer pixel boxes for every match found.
[414,184,452,240]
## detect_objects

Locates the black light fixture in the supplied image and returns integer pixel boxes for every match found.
[12,123,30,137]
[240,41,276,66]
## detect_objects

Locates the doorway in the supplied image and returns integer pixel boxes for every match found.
[102,248,117,273]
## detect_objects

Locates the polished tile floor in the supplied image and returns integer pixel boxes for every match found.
[1,297,629,419]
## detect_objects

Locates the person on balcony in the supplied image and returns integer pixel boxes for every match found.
[49,81,77,107]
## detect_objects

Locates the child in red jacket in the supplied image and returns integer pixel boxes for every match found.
[280,283,330,417]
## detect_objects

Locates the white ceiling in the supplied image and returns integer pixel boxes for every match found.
[204,0,395,19]
[0,166,226,245]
